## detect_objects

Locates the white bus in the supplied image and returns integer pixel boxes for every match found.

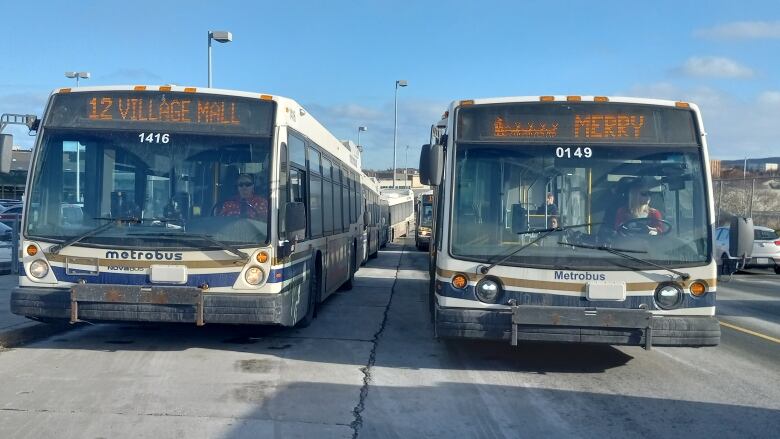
[6,85,365,328]
[381,188,414,243]
[419,95,748,348]
[414,191,433,251]
[361,175,382,263]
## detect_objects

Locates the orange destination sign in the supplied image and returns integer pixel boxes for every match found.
[45,91,274,136]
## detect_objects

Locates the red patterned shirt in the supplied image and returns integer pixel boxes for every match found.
[220,195,268,219]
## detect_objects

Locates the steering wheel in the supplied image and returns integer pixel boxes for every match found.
[211,200,260,217]
[618,217,672,236]
[239,200,260,218]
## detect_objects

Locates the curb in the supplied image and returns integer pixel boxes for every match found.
[0,321,73,349]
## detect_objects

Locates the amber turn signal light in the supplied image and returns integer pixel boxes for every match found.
[26,245,38,256]
[689,281,707,297]
[256,251,269,264]
[452,273,468,289]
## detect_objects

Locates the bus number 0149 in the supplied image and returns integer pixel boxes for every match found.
[556,146,592,158]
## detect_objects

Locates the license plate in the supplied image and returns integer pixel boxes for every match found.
[756,258,769,265]
[586,282,626,301]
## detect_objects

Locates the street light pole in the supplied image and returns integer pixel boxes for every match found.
[405,145,409,188]
[393,79,407,188]
[357,126,367,150]
[64,71,89,203]
[65,71,90,87]
[207,30,233,88]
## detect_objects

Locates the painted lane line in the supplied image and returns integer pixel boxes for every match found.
[719,320,780,344]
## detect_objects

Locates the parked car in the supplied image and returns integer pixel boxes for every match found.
[715,226,780,274]
[0,204,22,228]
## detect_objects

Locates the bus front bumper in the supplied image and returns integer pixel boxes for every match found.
[11,285,301,326]
[436,304,720,348]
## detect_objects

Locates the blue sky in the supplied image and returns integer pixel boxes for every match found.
[2,0,779,168]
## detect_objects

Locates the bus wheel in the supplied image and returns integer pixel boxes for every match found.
[297,259,320,327]
[720,253,732,276]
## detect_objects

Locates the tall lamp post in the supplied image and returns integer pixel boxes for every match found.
[208,30,233,88]
[357,126,367,150]
[393,79,408,188]
[65,71,90,87]
[405,145,409,188]
[64,71,89,203]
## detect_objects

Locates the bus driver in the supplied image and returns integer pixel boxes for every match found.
[614,178,666,236]
[220,173,268,219]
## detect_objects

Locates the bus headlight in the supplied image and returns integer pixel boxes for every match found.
[29,259,50,279]
[475,277,502,303]
[244,267,265,285]
[654,283,683,310]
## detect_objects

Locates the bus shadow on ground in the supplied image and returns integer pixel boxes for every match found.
[214,380,780,439]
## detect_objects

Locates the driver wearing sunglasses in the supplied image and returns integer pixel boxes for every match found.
[220,173,268,219]
[614,178,665,235]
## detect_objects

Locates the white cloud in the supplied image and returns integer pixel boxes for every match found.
[757,91,780,106]
[695,21,780,40]
[679,56,754,79]
[623,83,779,159]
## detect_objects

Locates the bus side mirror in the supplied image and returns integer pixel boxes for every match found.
[285,202,306,242]
[429,144,444,186]
[363,209,370,227]
[0,134,12,174]
[729,217,754,260]
[419,144,431,185]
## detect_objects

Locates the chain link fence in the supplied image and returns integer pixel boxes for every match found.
[714,177,780,231]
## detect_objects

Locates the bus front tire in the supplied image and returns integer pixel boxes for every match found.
[297,260,321,328]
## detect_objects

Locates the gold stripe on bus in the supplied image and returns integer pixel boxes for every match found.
[436,268,715,293]
[45,253,244,269]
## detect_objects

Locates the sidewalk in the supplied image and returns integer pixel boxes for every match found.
[0,274,71,348]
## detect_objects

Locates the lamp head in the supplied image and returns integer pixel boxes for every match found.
[209,31,233,43]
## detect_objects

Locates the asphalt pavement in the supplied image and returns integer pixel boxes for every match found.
[0,240,777,438]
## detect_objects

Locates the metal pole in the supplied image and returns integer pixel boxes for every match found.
[207,32,213,88]
[716,180,723,226]
[749,178,755,217]
[76,144,80,202]
[405,145,409,188]
[393,83,398,188]
[357,130,361,149]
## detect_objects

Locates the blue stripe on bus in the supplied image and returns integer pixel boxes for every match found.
[267,255,310,284]
[437,281,716,309]
[49,266,240,288]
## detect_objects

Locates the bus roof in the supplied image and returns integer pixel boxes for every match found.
[446,96,700,113]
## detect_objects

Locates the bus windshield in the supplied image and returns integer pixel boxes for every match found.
[25,128,273,249]
[450,143,710,269]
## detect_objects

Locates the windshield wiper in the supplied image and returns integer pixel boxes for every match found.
[49,217,138,255]
[128,232,249,262]
[478,222,596,275]
[558,241,690,280]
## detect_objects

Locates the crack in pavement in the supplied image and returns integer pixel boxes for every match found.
[349,241,406,439]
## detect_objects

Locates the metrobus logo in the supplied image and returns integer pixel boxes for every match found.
[554,271,606,281]
[105,250,183,261]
